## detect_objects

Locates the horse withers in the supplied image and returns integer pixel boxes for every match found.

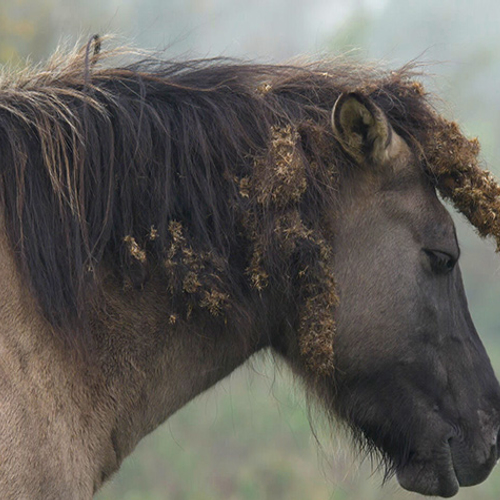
[0,41,498,498]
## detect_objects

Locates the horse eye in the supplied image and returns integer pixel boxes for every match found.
[424,249,456,274]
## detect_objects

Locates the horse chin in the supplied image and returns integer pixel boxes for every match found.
[396,463,460,498]
[395,458,459,498]
[394,439,498,498]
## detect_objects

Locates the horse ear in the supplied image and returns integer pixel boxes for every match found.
[332,92,393,165]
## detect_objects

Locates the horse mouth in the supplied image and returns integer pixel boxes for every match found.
[394,440,498,497]
[395,450,460,498]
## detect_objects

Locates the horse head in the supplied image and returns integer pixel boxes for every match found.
[285,91,500,497]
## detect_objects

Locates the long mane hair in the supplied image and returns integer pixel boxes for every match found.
[0,37,496,369]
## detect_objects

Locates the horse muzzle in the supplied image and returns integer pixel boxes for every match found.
[395,421,500,497]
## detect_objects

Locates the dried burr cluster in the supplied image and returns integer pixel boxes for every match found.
[428,119,500,250]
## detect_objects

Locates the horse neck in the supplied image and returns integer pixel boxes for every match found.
[0,226,263,497]
[94,274,265,474]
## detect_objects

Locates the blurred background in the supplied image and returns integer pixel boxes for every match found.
[3,0,500,498]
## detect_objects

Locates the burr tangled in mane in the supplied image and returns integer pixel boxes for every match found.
[427,120,500,249]
[0,39,498,372]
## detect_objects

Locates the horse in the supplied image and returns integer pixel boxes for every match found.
[0,38,499,498]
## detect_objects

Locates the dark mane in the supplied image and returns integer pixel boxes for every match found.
[0,40,495,362]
